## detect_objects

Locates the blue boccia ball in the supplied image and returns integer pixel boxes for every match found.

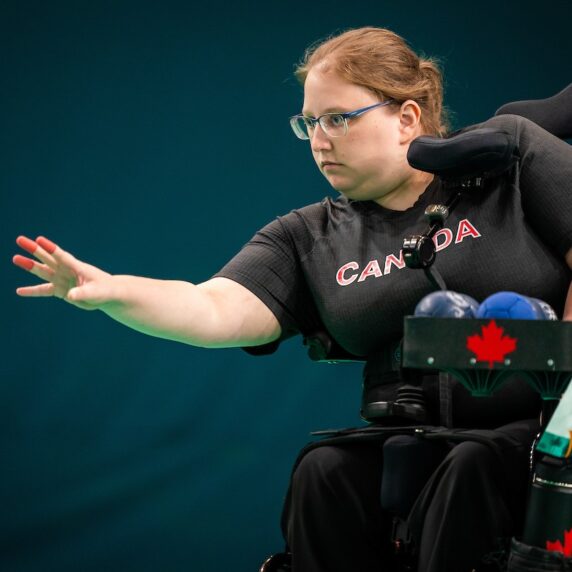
[476,291,556,320]
[414,291,479,318]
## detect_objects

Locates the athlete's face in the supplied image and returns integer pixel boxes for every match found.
[302,65,423,206]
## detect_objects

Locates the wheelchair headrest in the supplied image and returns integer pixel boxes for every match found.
[407,128,518,182]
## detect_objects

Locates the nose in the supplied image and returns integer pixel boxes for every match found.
[310,123,333,153]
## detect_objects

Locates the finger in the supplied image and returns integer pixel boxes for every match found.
[13,255,55,281]
[16,283,55,297]
[16,236,57,268]
[16,235,39,255]
[13,254,34,271]
[36,235,81,270]
[36,236,57,254]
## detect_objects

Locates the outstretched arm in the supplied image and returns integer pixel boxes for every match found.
[13,235,282,348]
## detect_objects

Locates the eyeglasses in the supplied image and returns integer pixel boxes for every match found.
[289,100,393,140]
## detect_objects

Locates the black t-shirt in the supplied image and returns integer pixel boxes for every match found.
[215,114,572,426]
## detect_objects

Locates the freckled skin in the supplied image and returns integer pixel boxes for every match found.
[302,66,433,211]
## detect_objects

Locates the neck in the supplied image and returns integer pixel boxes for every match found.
[374,170,434,211]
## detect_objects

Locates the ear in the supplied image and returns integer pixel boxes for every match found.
[398,100,423,143]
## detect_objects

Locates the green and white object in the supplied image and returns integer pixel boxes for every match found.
[537,380,572,459]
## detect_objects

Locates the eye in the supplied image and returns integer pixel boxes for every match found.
[328,114,345,128]
[303,117,316,130]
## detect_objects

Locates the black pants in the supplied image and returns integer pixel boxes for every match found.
[281,419,538,572]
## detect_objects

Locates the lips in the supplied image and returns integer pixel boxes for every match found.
[321,161,342,169]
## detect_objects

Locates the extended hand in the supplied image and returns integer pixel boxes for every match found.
[13,236,113,310]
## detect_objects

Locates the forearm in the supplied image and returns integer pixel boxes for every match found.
[13,236,280,347]
[100,275,226,347]
[98,275,280,348]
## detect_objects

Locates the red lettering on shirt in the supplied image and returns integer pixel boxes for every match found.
[384,251,405,274]
[455,218,481,243]
[433,228,453,252]
[335,219,481,286]
[336,261,359,286]
[358,260,383,282]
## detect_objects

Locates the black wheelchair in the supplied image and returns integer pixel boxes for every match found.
[260,83,572,572]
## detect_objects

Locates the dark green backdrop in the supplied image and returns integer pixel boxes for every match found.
[2,1,570,570]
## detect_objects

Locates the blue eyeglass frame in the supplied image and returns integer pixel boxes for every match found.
[290,100,394,139]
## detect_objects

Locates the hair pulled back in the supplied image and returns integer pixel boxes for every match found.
[295,27,448,137]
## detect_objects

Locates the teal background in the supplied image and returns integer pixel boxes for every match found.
[2,1,570,570]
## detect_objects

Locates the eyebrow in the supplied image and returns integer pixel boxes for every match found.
[301,107,349,117]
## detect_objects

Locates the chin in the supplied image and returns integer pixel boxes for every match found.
[326,173,371,199]
[327,177,358,197]
[334,185,372,202]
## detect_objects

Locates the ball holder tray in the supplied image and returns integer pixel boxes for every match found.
[402,317,572,399]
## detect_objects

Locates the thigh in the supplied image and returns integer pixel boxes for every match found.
[288,442,385,508]
[281,442,389,572]
[410,420,539,572]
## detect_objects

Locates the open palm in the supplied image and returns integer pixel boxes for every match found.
[13,236,113,310]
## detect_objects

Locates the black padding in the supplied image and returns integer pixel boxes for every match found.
[496,83,572,140]
[407,128,519,181]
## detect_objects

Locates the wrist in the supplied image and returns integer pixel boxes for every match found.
[99,274,127,311]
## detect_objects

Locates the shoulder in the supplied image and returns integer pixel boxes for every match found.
[277,195,360,235]
[452,114,572,174]
[256,195,362,259]
[461,113,558,145]
[475,113,530,131]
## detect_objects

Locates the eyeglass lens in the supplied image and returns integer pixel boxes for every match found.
[291,114,347,139]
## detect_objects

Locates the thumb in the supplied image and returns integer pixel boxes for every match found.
[66,287,83,302]
[66,284,106,305]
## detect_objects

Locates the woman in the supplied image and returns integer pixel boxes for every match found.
[13,27,572,572]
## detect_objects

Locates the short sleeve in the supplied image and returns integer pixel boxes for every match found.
[213,214,322,352]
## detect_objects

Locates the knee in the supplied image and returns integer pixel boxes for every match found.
[292,446,351,492]
[443,441,497,479]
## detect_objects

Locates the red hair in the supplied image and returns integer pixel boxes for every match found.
[295,27,449,136]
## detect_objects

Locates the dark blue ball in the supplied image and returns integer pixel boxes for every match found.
[476,291,556,320]
[414,291,479,318]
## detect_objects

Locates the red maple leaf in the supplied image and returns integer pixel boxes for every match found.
[466,320,517,368]
[546,528,572,557]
